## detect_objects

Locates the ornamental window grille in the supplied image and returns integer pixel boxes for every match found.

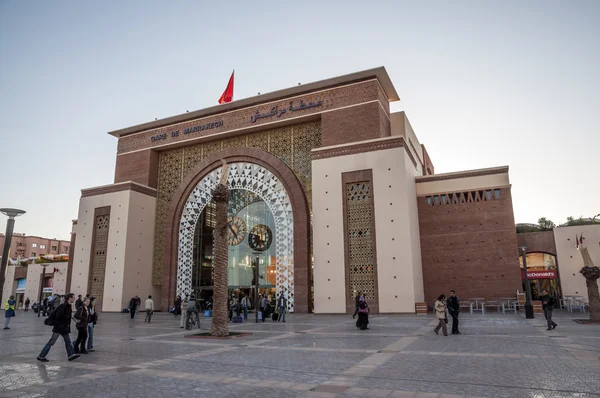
[426,188,501,206]
[90,215,110,300]
[345,182,376,304]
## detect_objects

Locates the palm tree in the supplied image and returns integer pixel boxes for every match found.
[577,235,600,322]
[210,160,230,337]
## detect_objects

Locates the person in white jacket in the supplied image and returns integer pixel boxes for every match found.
[433,294,448,336]
[144,295,154,323]
[180,296,189,328]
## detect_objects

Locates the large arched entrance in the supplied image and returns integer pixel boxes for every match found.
[162,148,311,313]
[177,162,295,310]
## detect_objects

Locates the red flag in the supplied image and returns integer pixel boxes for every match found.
[218,71,234,104]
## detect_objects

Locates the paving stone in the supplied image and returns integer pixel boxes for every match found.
[0,312,598,397]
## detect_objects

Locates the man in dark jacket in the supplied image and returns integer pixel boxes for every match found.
[129,296,138,319]
[447,290,460,335]
[37,293,80,362]
[75,295,83,310]
[540,290,557,330]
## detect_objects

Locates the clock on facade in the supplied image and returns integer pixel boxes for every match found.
[248,224,273,251]
[226,216,246,246]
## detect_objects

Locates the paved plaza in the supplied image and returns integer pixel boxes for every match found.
[0,310,599,398]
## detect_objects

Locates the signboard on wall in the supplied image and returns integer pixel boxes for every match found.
[521,270,556,279]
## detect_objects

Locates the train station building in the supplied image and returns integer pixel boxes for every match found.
[68,67,522,313]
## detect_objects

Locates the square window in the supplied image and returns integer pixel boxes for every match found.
[52,246,57,251]
[31,252,36,257]
[40,244,46,249]
[32,243,37,248]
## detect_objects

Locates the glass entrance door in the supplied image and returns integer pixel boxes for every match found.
[191,189,277,302]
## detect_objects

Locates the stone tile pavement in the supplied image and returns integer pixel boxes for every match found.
[0,309,599,397]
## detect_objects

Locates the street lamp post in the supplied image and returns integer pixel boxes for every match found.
[0,208,26,301]
[521,246,534,319]
[37,263,51,317]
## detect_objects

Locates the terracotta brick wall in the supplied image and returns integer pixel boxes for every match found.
[517,231,556,255]
[114,149,159,188]
[321,101,388,147]
[417,187,521,305]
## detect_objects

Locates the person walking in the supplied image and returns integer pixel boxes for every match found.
[37,293,80,362]
[277,292,287,322]
[75,295,83,310]
[4,295,16,330]
[352,292,362,319]
[180,295,189,328]
[135,296,141,316]
[73,297,90,354]
[446,290,460,335]
[540,289,557,330]
[356,296,369,330]
[87,297,98,352]
[174,295,182,317]
[144,295,154,323]
[241,294,250,320]
[24,297,30,312]
[129,296,138,319]
[42,296,49,316]
[434,294,448,336]
[259,295,267,322]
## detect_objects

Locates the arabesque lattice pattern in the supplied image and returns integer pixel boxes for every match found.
[346,182,377,304]
[90,215,110,301]
[178,163,295,311]
[152,121,321,285]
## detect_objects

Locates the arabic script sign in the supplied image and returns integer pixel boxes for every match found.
[250,100,322,123]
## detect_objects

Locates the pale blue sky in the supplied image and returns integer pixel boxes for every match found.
[1,1,598,240]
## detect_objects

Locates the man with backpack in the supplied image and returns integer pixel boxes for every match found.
[37,293,80,362]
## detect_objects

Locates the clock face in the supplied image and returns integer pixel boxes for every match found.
[248,224,273,252]
[226,217,246,246]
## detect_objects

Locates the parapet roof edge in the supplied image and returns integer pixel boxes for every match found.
[108,66,399,138]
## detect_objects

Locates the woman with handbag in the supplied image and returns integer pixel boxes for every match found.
[73,297,90,354]
[433,294,448,336]
[87,297,98,352]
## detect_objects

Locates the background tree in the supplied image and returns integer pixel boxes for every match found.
[576,235,600,322]
[210,160,230,337]
[537,217,556,231]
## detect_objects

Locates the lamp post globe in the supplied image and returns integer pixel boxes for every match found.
[0,208,26,303]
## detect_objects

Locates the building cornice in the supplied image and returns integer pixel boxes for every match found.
[311,136,418,168]
[109,67,399,138]
[81,181,157,198]
[415,166,509,183]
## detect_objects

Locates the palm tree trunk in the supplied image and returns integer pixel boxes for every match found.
[210,183,229,337]
[586,278,600,322]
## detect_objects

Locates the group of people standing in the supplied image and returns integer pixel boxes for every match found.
[433,290,461,336]
[256,292,287,322]
[36,292,98,362]
[128,295,155,323]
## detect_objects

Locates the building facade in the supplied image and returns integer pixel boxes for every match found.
[518,224,600,300]
[0,233,70,259]
[1,261,68,309]
[69,67,522,312]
